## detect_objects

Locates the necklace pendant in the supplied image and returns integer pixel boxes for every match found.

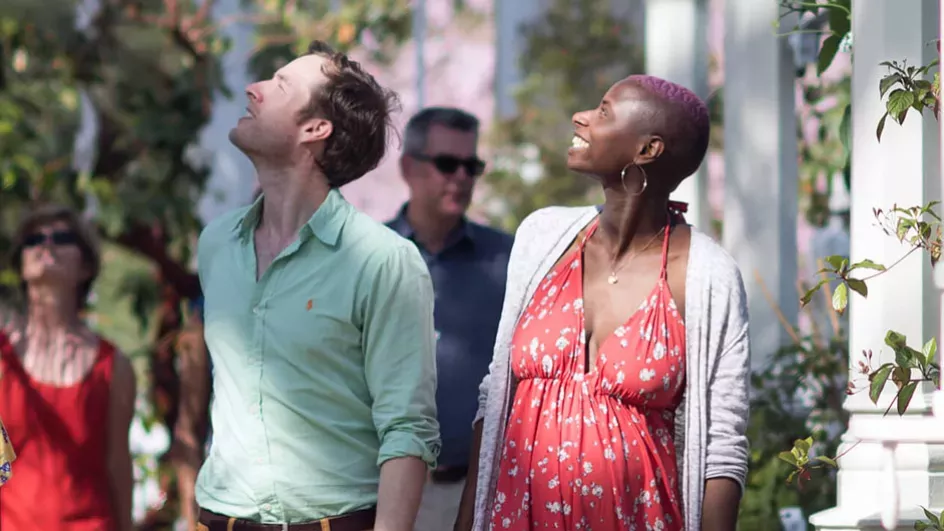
[607,273,619,285]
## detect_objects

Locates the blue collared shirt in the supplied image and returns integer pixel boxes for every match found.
[387,206,512,468]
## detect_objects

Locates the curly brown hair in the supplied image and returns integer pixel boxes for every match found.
[299,40,402,188]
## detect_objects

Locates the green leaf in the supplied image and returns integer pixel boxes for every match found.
[898,381,919,415]
[800,278,829,306]
[880,74,903,98]
[924,506,943,527]
[825,255,847,272]
[925,338,938,367]
[870,365,893,403]
[849,259,886,271]
[847,278,868,298]
[877,112,889,142]
[896,347,915,370]
[887,89,916,123]
[886,331,908,350]
[777,450,799,467]
[815,455,838,468]
[839,103,852,159]
[915,522,929,531]
[826,3,851,37]
[832,283,848,314]
[818,34,842,76]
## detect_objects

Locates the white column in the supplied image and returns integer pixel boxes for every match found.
[413,0,426,109]
[494,0,542,118]
[722,0,799,370]
[645,0,710,231]
[810,1,942,530]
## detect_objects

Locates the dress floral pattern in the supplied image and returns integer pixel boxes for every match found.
[490,215,686,531]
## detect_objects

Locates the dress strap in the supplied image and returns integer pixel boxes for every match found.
[660,211,673,280]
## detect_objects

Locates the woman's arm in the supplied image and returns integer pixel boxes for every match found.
[701,478,741,531]
[108,353,137,531]
[453,420,483,531]
[702,272,751,530]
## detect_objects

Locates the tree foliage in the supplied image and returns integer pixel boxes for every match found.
[481,0,643,232]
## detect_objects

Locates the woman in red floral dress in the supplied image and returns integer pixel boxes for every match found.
[489,208,686,530]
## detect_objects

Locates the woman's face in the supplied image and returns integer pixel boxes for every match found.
[567,79,661,181]
[19,220,88,290]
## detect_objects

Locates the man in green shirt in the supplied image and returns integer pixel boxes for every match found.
[194,41,440,531]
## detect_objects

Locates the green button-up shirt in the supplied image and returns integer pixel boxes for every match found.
[194,189,440,523]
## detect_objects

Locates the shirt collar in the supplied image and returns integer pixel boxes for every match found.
[233,188,348,246]
[390,203,475,250]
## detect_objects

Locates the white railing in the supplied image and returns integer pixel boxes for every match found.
[848,391,944,529]
[857,7,944,529]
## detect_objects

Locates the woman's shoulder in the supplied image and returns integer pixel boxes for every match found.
[688,228,745,289]
[515,205,598,237]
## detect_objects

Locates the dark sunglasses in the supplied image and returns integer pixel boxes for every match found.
[411,153,486,177]
[22,231,79,249]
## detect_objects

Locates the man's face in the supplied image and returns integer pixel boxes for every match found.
[402,124,482,218]
[230,54,333,159]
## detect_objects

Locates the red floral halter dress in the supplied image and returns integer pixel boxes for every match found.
[490,214,686,531]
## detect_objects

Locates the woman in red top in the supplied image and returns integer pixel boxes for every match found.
[0,205,136,531]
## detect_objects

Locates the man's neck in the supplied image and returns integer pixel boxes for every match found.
[405,203,462,255]
[255,164,331,241]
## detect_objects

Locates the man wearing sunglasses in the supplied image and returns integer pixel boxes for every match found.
[386,107,513,531]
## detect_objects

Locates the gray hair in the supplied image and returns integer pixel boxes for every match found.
[403,107,480,156]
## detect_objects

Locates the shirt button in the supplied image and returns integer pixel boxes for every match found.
[256,457,265,464]
[262,503,272,511]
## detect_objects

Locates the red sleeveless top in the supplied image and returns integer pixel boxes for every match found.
[0,331,117,531]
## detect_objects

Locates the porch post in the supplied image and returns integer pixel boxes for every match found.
[644,0,710,231]
[722,0,799,370]
[810,1,942,529]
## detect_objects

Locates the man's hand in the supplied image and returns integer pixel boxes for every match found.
[374,456,427,531]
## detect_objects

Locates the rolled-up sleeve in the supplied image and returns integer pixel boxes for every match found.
[363,245,441,469]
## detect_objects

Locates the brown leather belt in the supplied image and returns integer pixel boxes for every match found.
[198,507,376,531]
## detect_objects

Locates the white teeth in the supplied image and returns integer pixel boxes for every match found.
[571,135,590,149]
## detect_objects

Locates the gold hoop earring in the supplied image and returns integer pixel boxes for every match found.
[620,162,648,196]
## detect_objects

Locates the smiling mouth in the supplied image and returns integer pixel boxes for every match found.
[571,135,590,149]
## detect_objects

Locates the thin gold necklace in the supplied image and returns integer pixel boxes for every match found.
[598,226,666,285]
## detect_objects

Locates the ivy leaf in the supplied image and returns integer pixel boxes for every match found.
[870,364,893,404]
[915,522,929,531]
[818,34,842,76]
[898,381,918,416]
[832,283,848,314]
[847,278,868,298]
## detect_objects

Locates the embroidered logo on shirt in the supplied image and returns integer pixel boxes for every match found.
[306,299,313,311]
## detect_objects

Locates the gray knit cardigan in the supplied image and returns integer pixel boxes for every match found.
[471,205,751,531]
